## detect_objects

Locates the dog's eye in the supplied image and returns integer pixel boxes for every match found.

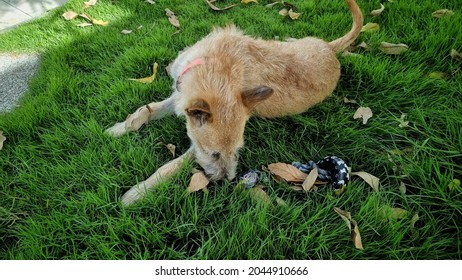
[212,152,221,160]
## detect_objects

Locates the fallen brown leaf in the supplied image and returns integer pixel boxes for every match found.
[432,9,454,18]
[84,0,97,7]
[165,8,180,28]
[289,186,304,192]
[241,0,258,3]
[341,50,361,57]
[128,62,158,84]
[62,11,79,20]
[288,9,301,20]
[334,207,352,231]
[165,143,176,158]
[357,41,369,50]
[0,131,5,151]
[279,8,289,16]
[370,3,385,16]
[206,0,238,11]
[268,163,307,183]
[361,22,380,33]
[121,29,132,34]
[79,13,92,21]
[353,107,373,124]
[302,168,318,192]
[351,171,379,192]
[351,219,364,250]
[450,49,462,61]
[379,42,409,55]
[265,2,280,8]
[92,19,109,26]
[343,97,357,104]
[188,171,210,193]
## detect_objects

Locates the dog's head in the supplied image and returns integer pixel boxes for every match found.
[183,85,273,181]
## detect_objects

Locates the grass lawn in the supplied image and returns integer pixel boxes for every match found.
[0,0,461,259]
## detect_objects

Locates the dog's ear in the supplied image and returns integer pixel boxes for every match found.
[241,86,273,110]
[185,98,212,126]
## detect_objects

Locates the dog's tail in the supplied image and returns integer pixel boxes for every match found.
[328,0,363,52]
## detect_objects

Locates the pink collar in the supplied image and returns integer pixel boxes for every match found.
[179,58,205,79]
[176,58,204,90]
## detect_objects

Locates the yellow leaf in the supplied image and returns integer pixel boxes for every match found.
[249,186,271,205]
[411,213,420,229]
[353,107,373,124]
[343,97,357,104]
[0,131,6,151]
[79,13,92,22]
[351,219,364,250]
[278,8,289,16]
[370,3,385,16]
[84,0,97,7]
[187,171,210,193]
[357,41,369,50]
[206,0,238,11]
[398,113,409,128]
[379,42,409,55]
[427,72,448,79]
[265,2,280,8]
[302,168,318,192]
[275,197,287,206]
[448,179,461,192]
[351,171,380,192]
[268,163,307,183]
[380,206,408,219]
[128,62,158,84]
[241,0,258,4]
[62,11,79,20]
[288,9,302,20]
[432,9,454,18]
[361,22,380,33]
[92,19,109,26]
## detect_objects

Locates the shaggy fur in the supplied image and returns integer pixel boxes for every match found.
[107,0,363,205]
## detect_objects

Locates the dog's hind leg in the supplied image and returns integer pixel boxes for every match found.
[105,97,175,137]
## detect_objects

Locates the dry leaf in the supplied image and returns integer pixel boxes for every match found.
[289,186,304,192]
[351,171,380,192]
[341,50,361,57]
[145,0,156,4]
[62,11,79,20]
[288,9,301,20]
[92,19,109,26]
[165,8,180,28]
[370,3,385,16]
[353,107,373,124]
[398,113,409,128]
[0,131,5,151]
[165,143,176,158]
[137,25,143,30]
[266,2,280,8]
[279,8,289,16]
[121,29,132,34]
[357,41,369,50]
[432,9,454,18]
[411,213,420,229]
[250,186,271,205]
[84,0,97,7]
[128,62,158,84]
[361,22,380,33]
[380,205,408,219]
[77,22,93,27]
[450,49,462,61]
[379,42,409,55]
[351,219,363,250]
[188,171,210,193]
[206,0,238,11]
[344,97,357,104]
[79,13,92,21]
[241,0,258,4]
[334,207,352,231]
[302,168,318,192]
[268,163,308,183]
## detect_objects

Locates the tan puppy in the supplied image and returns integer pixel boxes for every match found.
[107,0,363,205]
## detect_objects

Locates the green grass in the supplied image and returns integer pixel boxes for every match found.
[0,0,461,259]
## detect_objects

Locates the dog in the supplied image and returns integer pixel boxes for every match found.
[106,0,363,205]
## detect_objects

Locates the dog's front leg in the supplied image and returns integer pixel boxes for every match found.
[106,97,175,137]
[120,147,194,206]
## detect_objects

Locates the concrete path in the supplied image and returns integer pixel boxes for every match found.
[0,0,67,113]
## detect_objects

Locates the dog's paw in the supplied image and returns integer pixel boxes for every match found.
[105,122,127,137]
[120,185,146,207]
